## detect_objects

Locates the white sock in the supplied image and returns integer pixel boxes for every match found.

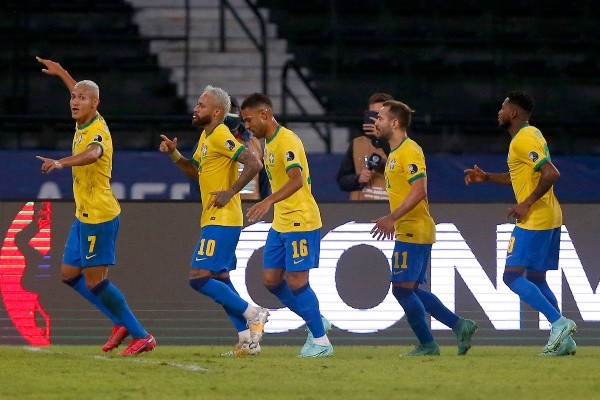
[313,335,331,346]
[242,305,258,320]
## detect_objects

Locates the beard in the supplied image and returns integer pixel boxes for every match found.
[192,114,212,127]
[377,127,391,141]
[498,119,510,129]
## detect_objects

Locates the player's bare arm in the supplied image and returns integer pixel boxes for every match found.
[159,134,198,179]
[247,166,303,223]
[371,177,427,240]
[36,144,102,174]
[207,147,262,209]
[36,56,77,92]
[507,160,560,221]
[228,148,262,195]
[464,164,511,185]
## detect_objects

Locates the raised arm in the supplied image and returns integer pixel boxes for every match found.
[159,134,199,179]
[37,144,102,174]
[36,56,77,92]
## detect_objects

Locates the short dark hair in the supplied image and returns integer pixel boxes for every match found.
[507,90,534,114]
[382,100,414,129]
[241,93,273,110]
[368,92,394,106]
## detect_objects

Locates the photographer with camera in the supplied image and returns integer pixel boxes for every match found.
[336,93,393,200]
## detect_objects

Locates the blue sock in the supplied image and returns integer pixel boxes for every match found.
[292,283,325,338]
[215,278,249,333]
[91,279,148,338]
[527,275,560,313]
[393,286,434,345]
[189,277,249,315]
[503,272,561,323]
[63,275,121,326]
[415,288,460,329]
[267,280,303,316]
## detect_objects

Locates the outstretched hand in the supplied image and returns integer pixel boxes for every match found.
[464,164,487,185]
[36,56,64,76]
[36,156,63,174]
[159,134,178,154]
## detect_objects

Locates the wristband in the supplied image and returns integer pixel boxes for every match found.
[169,149,182,162]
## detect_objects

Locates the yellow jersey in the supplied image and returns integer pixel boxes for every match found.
[385,137,435,244]
[71,113,120,224]
[192,123,245,227]
[264,126,322,232]
[508,124,562,230]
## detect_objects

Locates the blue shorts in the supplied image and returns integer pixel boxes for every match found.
[191,225,241,273]
[63,216,119,267]
[505,226,560,271]
[390,241,431,284]
[263,228,321,272]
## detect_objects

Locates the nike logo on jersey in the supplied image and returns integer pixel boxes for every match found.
[293,259,305,265]
[195,257,207,261]
[85,254,97,260]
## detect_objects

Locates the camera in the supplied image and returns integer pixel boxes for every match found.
[363,110,379,125]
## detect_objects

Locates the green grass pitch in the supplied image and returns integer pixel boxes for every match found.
[1,345,599,400]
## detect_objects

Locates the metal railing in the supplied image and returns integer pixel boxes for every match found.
[219,0,268,94]
[281,60,332,152]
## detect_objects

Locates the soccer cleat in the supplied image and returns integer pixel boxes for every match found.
[248,307,270,344]
[453,318,477,355]
[540,336,577,357]
[102,326,129,352]
[544,316,577,352]
[221,342,261,357]
[299,342,334,358]
[402,342,441,356]
[301,316,333,354]
[120,334,157,356]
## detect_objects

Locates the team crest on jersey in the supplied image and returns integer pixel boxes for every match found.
[528,151,539,162]
[73,133,82,149]
[285,151,295,161]
[201,143,208,157]
[268,152,275,164]
[389,158,396,170]
[93,134,102,142]
[408,163,418,174]
[225,139,236,151]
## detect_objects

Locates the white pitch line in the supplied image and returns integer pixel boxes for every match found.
[22,346,208,372]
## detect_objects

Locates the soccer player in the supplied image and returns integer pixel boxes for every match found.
[241,93,333,357]
[464,91,576,356]
[371,100,477,356]
[159,86,269,356]
[34,56,156,355]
